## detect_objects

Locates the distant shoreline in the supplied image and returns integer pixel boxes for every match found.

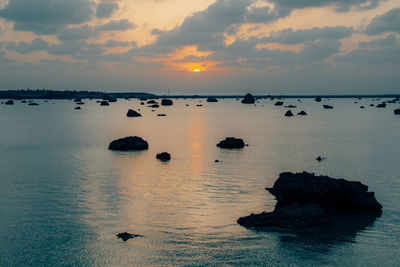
[0,89,399,100]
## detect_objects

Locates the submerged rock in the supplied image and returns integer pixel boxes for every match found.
[156,152,171,161]
[5,100,14,105]
[297,110,307,115]
[28,103,39,106]
[284,110,293,117]
[150,104,159,108]
[100,101,109,106]
[323,105,333,109]
[207,97,218,102]
[108,136,149,151]
[161,99,173,106]
[376,103,386,108]
[127,109,142,117]
[274,101,284,106]
[116,232,141,242]
[217,137,245,149]
[315,97,322,102]
[394,109,400,115]
[147,100,158,104]
[237,172,382,229]
[316,156,326,162]
[75,106,81,110]
[241,93,255,104]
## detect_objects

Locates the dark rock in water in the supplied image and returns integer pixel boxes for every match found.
[274,101,284,106]
[186,104,189,106]
[284,105,296,108]
[75,106,81,110]
[157,114,166,116]
[74,98,82,102]
[127,109,142,117]
[376,103,386,108]
[100,101,109,106]
[150,104,159,108]
[140,102,145,105]
[394,109,400,115]
[147,100,158,104]
[108,98,117,103]
[237,172,382,229]
[117,232,141,241]
[140,97,148,101]
[29,103,39,106]
[207,97,218,102]
[108,136,149,151]
[196,104,203,107]
[323,105,333,109]
[297,110,307,115]
[370,104,374,107]
[316,156,326,162]
[215,160,220,163]
[217,137,245,149]
[284,110,293,117]
[21,100,27,103]
[156,152,171,161]
[360,106,365,109]
[5,100,14,105]
[315,97,322,102]
[241,93,255,104]
[161,99,173,106]
[76,102,85,105]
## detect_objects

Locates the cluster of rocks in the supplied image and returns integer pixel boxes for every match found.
[237,172,382,229]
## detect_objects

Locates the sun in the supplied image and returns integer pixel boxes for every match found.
[193,68,201,72]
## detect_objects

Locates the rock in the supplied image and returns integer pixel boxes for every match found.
[127,109,142,117]
[161,99,173,106]
[315,97,322,102]
[140,102,145,105]
[323,105,333,109]
[196,104,203,107]
[360,106,365,109]
[147,100,158,104]
[108,98,117,103]
[237,172,382,229]
[241,93,255,104]
[156,152,171,161]
[370,104,374,106]
[217,137,245,149]
[394,109,400,115]
[297,110,307,115]
[5,100,14,105]
[186,104,189,106]
[75,106,81,110]
[316,156,325,161]
[207,97,218,102]
[284,105,296,108]
[376,103,386,108]
[150,104,159,108]
[215,160,220,163]
[28,103,39,106]
[139,97,148,101]
[100,101,109,106]
[76,102,85,105]
[284,110,293,117]
[116,232,141,242]
[21,100,27,103]
[274,101,284,106]
[108,136,149,151]
[74,98,82,102]
[157,114,166,116]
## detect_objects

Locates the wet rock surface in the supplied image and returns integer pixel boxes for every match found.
[238,172,382,229]
[217,137,245,149]
[109,136,149,151]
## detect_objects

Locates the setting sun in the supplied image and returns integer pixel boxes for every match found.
[193,69,201,72]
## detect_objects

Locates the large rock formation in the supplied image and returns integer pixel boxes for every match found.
[237,172,382,228]
[217,137,245,149]
[108,136,149,151]
[241,93,255,104]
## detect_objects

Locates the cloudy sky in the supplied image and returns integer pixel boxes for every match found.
[0,0,399,94]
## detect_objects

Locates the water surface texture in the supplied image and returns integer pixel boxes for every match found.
[0,98,399,266]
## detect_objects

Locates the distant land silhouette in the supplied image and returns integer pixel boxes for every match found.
[0,89,399,100]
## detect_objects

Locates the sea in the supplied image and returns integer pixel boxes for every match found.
[0,97,399,266]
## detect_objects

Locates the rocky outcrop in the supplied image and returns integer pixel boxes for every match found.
[161,99,173,106]
[217,137,245,149]
[127,109,142,117]
[156,152,171,161]
[241,93,255,104]
[207,97,218,102]
[237,172,382,229]
[284,110,293,117]
[108,136,149,151]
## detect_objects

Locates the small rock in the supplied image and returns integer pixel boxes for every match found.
[127,109,142,117]
[75,106,81,110]
[217,137,245,149]
[315,97,322,102]
[241,93,255,104]
[323,105,333,109]
[156,152,171,161]
[147,100,158,104]
[274,101,284,106]
[150,104,159,108]
[157,114,166,116]
[5,100,14,105]
[376,103,386,108]
[196,104,203,107]
[284,105,296,108]
[100,101,109,106]
[316,156,326,162]
[161,99,173,106]
[297,110,307,115]
[116,232,141,242]
[360,106,365,109]
[108,136,149,151]
[284,110,293,117]
[394,109,400,115]
[29,103,39,106]
[207,97,218,102]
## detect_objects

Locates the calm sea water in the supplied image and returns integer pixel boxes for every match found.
[0,98,399,266]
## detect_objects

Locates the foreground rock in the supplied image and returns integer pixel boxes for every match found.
[127,109,142,117]
[237,172,382,229]
[108,136,149,151]
[116,232,141,242]
[241,93,255,104]
[156,152,171,161]
[284,110,293,117]
[395,109,400,115]
[161,99,173,106]
[217,137,245,149]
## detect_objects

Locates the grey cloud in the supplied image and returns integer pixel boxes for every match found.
[6,38,49,54]
[104,40,131,48]
[95,19,136,31]
[56,25,95,41]
[270,0,383,13]
[365,8,400,35]
[96,1,119,19]
[0,0,94,34]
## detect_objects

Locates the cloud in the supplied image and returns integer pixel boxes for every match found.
[96,1,119,19]
[104,40,132,48]
[95,19,136,31]
[56,25,95,41]
[365,8,400,35]
[0,0,94,34]
[6,38,49,53]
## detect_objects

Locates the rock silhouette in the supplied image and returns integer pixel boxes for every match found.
[394,109,400,115]
[237,172,382,229]
[284,110,293,117]
[100,101,109,106]
[127,109,142,117]
[108,136,149,151]
[161,99,173,106]
[207,97,218,102]
[315,97,322,102]
[376,103,386,108]
[5,100,14,105]
[217,137,245,149]
[116,232,141,242]
[241,93,255,104]
[274,101,284,106]
[156,152,171,161]
[323,105,333,109]
[297,110,307,115]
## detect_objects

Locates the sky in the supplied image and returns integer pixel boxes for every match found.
[0,0,399,94]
